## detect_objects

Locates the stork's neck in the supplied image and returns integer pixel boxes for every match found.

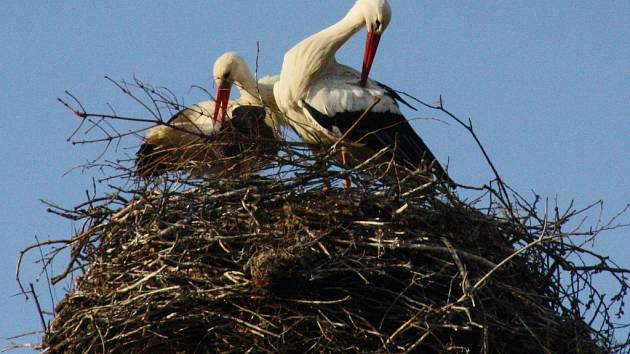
[280,10,365,102]
[237,67,258,98]
[310,11,365,63]
[237,71,278,110]
[235,66,260,101]
[254,83,276,108]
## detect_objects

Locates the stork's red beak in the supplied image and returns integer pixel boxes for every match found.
[360,31,381,87]
[212,87,231,126]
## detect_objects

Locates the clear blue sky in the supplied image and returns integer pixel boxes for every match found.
[1,1,628,350]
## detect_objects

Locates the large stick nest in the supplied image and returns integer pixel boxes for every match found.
[16,78,628,353]
[38,165,624,353]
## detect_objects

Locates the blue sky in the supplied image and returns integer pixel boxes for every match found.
[1,1,628,350]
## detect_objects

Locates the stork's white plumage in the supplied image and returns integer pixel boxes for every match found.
[274,0,453,185]
[136,52,282,178]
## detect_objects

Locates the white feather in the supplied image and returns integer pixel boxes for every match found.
[143,53,285,159]
[305,64,400,117]
[274,0,393,146]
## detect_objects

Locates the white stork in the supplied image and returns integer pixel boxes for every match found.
[274,0,453,186]
[136,52,283,178]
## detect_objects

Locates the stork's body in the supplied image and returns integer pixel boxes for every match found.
[136,52,283,178]
[274,0,452,184]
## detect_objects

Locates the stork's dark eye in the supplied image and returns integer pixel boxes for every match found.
[223,72,230,79]
[375,19,382,29]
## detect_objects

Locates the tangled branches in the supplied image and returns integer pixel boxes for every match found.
[13,77,630,353]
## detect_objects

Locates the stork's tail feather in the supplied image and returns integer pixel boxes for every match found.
[422,154,456,189]
[388,131,456,189]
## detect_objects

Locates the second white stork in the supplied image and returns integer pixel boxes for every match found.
[274,0,453,185]
[136,52,283,178]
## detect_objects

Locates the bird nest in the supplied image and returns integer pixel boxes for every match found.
[15,78,630,353]
[26,160,626,353]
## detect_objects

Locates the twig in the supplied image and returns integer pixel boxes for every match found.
[29,283,47,334]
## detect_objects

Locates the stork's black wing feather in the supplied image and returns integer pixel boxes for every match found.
[373,81,417,111]
[136,105,277,177]
[229,106,267,133]
[136,142,168,178]
[222,105,278,158]
[303,101,453,185]
[165,107,188,124]
[135,109,187,178]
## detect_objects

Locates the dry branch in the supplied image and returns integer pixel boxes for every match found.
[12,77,630,354]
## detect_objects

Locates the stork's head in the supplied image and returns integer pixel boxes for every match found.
[211,52,250,124]
[355,0,391,33]
[353,0,392,86]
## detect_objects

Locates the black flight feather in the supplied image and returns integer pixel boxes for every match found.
[302,100,453,186]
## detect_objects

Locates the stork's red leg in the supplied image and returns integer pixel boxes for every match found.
[341,146,350,189]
